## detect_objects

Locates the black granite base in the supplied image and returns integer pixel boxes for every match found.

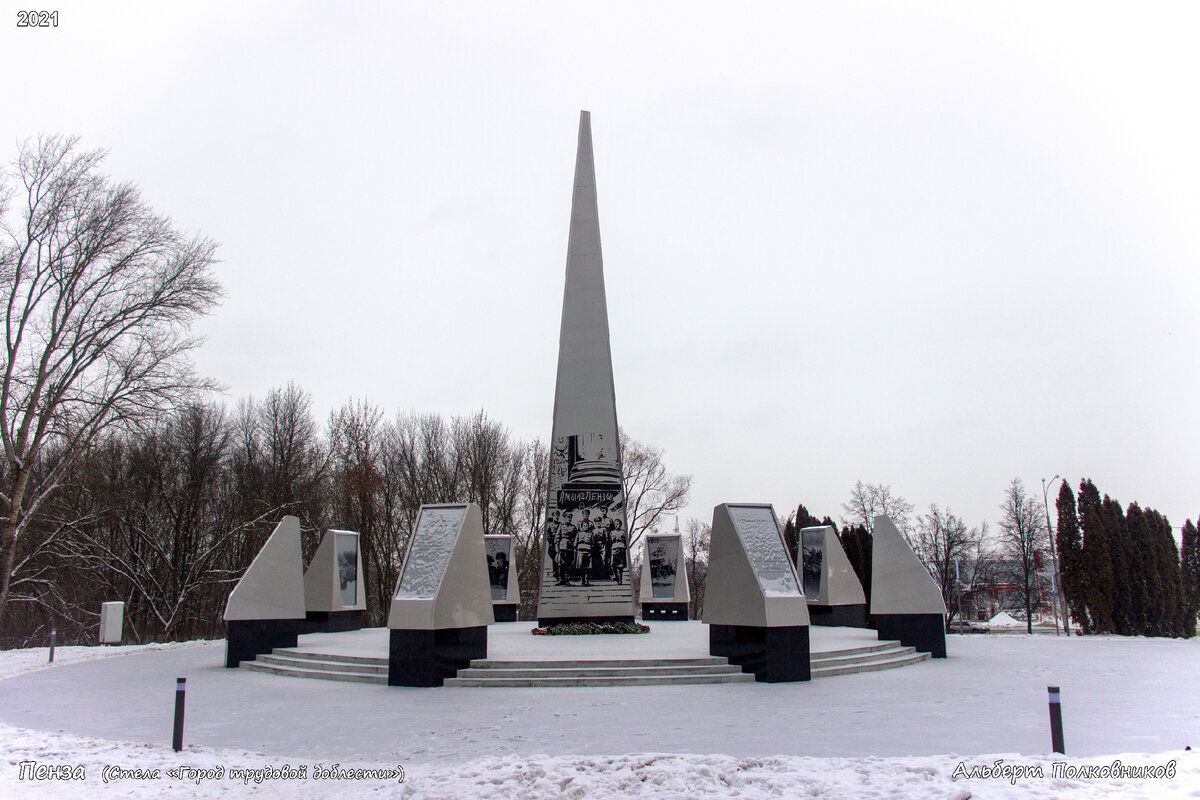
[709,624,811,682]
[640,602,690,621]
[876,613,947,658]
[302,609,365,633]
[492,604,518,622]
[806,603,868,628]
[536,616,636,627]
[388,626,488,687]
[225,619,301,668]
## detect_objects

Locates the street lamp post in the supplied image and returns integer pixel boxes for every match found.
[1042,475,1066,636]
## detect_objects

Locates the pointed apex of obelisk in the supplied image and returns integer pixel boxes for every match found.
[571,111,598,228]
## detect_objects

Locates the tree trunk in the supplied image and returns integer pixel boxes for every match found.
[0,467,33,630]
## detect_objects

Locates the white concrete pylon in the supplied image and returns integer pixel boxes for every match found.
[304,529,366,612]
[224,516,306,621]
[799,525,866,606]
[703,504,810,628]
[388,503,494,630]
[639,533,690,604]
[869,515,948,615]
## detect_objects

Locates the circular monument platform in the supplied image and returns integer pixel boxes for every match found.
[238,622,929,686]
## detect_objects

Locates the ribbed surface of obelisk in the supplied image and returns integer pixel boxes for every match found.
[536,111,635,625]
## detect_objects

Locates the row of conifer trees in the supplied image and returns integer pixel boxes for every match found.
[1056,479,1199,638]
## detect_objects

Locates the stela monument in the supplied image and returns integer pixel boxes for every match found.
[536,111,635,626]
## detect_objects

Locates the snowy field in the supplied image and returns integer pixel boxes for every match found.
[1,624,1197,799]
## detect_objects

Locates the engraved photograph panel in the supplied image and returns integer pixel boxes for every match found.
[800,528,824,601]
[540,431,631,614]
[335,532,359,607]
[727,505,801,597]
[647,536,679,599]
[485,536,512,602]
[395,506,466,599]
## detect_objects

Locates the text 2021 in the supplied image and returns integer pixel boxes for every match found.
[17,11,59,27]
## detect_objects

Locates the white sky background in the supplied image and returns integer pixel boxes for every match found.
[3,1,1198,536]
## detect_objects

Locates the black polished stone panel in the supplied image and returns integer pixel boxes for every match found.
[876,613,946,658]
[225,619,301,668]
[492,604,519,623]
[301,610,365,633]
[709,624,810,682]
[388,626,488,687]
[806,603,868,628]
[536,616,636,627]
[640,602,689,621]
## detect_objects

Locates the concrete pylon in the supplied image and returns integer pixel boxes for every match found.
[536,111,634,625]
[870,515,948,657]
[223,516,306,667]
[799,525,868,627]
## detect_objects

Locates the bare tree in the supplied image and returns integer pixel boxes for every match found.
[913,504,993,629]
[997,478,1049,634]
[840,481,915,538]
[328,399,390,623]
[35,402,290,643]
[512,439,547,621]
[620,429,692,550]
[0,136,222,627]
[229,383,328,556]
[683,518,710,618]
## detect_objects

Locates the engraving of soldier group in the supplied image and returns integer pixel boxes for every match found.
[536,111,635,624]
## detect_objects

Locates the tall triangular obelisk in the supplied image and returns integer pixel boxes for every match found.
[536,111,635,625]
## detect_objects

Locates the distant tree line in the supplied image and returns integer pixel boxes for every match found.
[787,478,1197,638]
[1056,479,1196,637]
[1,381,689,647]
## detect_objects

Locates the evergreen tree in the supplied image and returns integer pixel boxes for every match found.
[784,504,823,567]
[1145,509,1183,637]
[783,516,797,566]
[1181,519,1199,638]
[839,524,872,615]
[1102,496,1130,635]
[1121,503,1150,635]
[1078,479,1115,633]
[1055,482,1087,634]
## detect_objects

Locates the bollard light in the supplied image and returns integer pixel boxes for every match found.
[173,678,187,752]
[1047,686,1065,754]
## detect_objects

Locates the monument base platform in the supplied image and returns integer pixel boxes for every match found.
[388,626,488,687]
[807,603,868,628]
[709,624,811,682]
[875,613,946,658]
[303,610,364,633]
[225,619,301,668]
[492,604,518,622]
[235,623,930,685]
[640,602,689,621]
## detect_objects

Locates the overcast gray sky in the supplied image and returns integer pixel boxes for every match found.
[4,1,1197,536]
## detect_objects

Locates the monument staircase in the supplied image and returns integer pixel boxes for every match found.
[240,638,928,686]
[241,649,388,683]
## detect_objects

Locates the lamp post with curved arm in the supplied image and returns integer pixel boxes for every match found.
[1042,475,1065,636]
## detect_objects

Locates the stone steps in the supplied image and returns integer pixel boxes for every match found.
[444,671,756,687]
[446,657,753,687]
[237,637,932,686]
[810,643,930,677]
[254,653,388,675]
[241,659,387,684]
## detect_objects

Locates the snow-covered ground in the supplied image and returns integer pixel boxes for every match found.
[1,623,1196,798]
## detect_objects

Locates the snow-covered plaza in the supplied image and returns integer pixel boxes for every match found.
[1,623,1196,798]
